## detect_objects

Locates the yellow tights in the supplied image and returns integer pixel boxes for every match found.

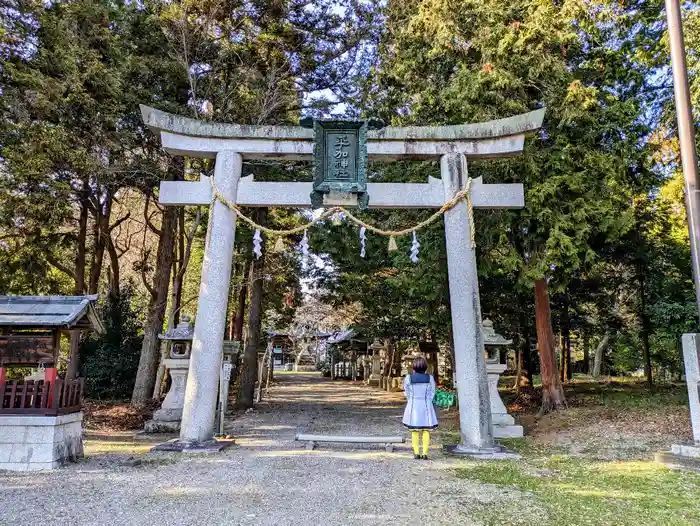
[411,430,430,456]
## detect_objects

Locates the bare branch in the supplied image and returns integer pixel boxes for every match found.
[106,236,120,291]
[117,223,142,257]
[109,211,131,233]
[140,254,157,299]
[139,214,157,298]
[46,253,76,281]
[143,194,162,237]
[176,207,202,280]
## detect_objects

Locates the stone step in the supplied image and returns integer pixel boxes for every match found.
[655,450,700,473]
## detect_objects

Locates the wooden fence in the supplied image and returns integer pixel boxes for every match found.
[0,378,84,416]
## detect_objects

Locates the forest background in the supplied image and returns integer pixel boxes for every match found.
[1,0,699,411]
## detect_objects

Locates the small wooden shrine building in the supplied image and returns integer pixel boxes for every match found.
[0,295,104,385]
[0,295,103,471]
[327,329,370,380]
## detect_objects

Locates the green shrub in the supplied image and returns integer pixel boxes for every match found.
[81,283,143,399]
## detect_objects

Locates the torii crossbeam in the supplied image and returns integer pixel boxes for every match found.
[141,105,545,457]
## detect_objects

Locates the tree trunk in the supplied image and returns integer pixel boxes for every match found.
[66,180,90,379]
[237,209,268,409]
[294,343,305,371]
[565,331,572,380]
[227,254,243,340]
[521,313,535,387]
[534,278,566,414]
[523,317,535,387]
[592,333,610,378]
[166,206,200,331]
[155,205,199,399]
[66,329,82,380]
[169,256,182,329]
[558,332,571,383]
[106,237,121,301]
[638,263,653,389]
[267,343,274,387]
[523,337,534,386]
[557,333,571,382]
[88,189,112,295]
[131,205,177,405]
[641,317,653,388]
[233,257,251,341]
[515,349,523,393]
[582,331,590,374]
[227,265,236,340]
[153,242,181,401]
[380,337,395,389]
[176,208,186,326]
[330,349,336,380]
[227,309,235,340]
[634,209,653,388]
[383,338,394,377]
[314,334,320,370]
[562,295,572,380]
[513,295,533,391]
[152,341,169,400]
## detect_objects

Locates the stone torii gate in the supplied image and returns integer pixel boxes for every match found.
[140,105,545,456]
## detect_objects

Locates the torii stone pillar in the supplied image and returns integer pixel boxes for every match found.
[656,334,700,466]
[441,153,494,452]
[180,151,241,443]
[681,334,700,442]
[139,105,544,454]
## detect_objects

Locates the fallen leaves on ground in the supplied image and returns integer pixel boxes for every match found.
[83,399,159,431]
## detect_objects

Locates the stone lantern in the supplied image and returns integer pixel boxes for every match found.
[144,316,194,433]
[402,350,417,377]
[483,319,523,438]
[368,339,383,387]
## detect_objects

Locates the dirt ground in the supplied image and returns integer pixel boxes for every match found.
[2,373,693,526]
[82,374,693,459]
[1,373,491,526]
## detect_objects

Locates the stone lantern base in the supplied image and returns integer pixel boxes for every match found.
[487,363,524,438]
[367,352,381,386]
[144,358,190,434]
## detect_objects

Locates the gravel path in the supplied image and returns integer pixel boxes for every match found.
[0,372,497,525]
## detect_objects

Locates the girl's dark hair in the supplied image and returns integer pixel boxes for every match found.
[412,356,428,374]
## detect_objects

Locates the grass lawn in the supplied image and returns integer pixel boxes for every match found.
[454,438,700,526]
[438,378,698,525]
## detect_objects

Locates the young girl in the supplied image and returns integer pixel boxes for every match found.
[402,356,438,459]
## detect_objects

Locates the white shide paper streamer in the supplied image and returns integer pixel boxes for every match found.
[410,231,420,263]
[253,229,262,259]
[360,226,367,258]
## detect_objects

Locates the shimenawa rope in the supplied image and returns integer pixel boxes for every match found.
[208,176,477,248]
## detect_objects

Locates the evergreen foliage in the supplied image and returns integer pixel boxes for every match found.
[82,283,144,399]
[0,0,698,410]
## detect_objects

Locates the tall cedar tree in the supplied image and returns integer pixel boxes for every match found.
[361,0,652,411]
[0,1,189,382]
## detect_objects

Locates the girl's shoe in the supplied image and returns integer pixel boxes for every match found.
[421,455,429,460]
[414,454,421,460]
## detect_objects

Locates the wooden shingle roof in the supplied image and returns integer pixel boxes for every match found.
[0,295,104,332]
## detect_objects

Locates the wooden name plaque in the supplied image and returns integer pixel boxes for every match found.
[0,335,56,366]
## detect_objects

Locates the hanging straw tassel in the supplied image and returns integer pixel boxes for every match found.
[273,237,285,253]
[387,236,398,252]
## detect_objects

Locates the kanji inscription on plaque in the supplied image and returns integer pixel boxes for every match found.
[310,119,369,209]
